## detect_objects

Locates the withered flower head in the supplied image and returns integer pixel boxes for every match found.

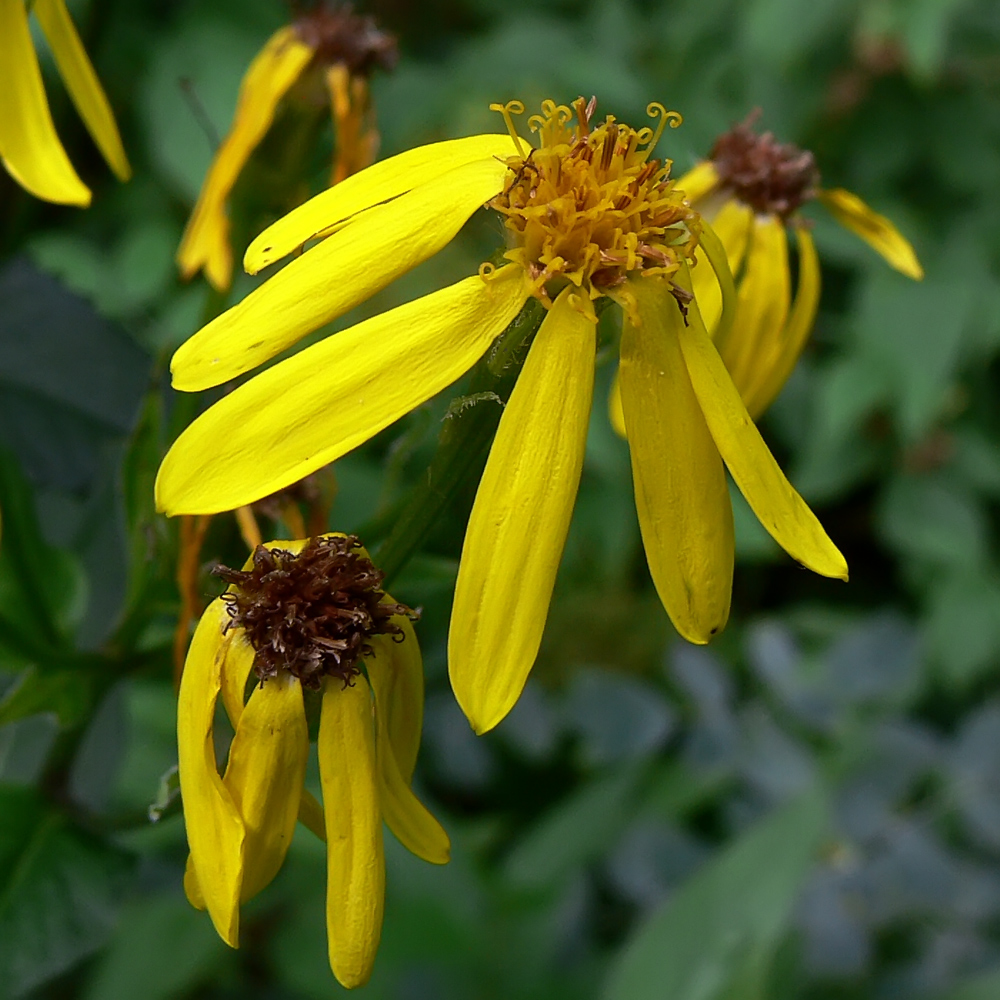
[709,113,819,219]
[293,3,398,76]
[215,534,412,689]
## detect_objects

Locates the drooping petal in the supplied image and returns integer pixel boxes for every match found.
[675,268,848,581]
[222,673,309,901]
[219,627,255,729]
[688,198,754,336]
[675,160,720,203]
[376,712,450,865]
[743,224,821,419]
[318,675,384,990]
[172,156,514,390]
[366,612,423,782]
[697,217,740,351]
[718,215,791,402]
[818,188,924,280]
[176,26,314,292]
[177,599,245,947]
[620,277,734,643]
[32,0,130,181]
[449,287,596,734]
[244,134,515,272]
[156,266,528,515]
[0,0,89,206]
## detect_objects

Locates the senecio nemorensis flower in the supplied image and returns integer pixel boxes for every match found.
[0,0,130,205]
[177,3,397,291]
[178,534,447,988]
[611,113,922,429]
[157,97,847,735]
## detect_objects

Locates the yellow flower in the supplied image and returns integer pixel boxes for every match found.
[156,97,846,735]
[176,5,397,292]
[0,0,129,206]
[178,534,448,989]
[610,114,923,430]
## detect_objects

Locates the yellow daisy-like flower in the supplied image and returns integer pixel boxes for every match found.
[179,534,448,989]
[0,0,130,206]
[156,97,847,735]
[176,4,397,292]
[611,114,923,429]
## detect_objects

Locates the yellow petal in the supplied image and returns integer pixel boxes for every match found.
[675,267,848,581]
[183,855,206,910]
[176,26,313,292]
[32,0,130,182]
[172,156,513,391]
[743,224,821,419]
[619,278,733,643]
[177,599,245,947]
[675,160,720,204]
[0,0,89,206]
[156,266,528,515]
[449,287,596,734]
[719,215,791,402]
[697,217,740,352]
[608,368,626,438]
[818,188,924,281]
[366,612,423,782]
[245,134,515,273]
[220,627,255,729]
[223,673,308,901]
[376,719,450,865]
[319,675,384,990]
[689,198,754,336]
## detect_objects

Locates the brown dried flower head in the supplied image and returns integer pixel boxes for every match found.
[709,113,819,219]
[293,3,399,76]
[215,535,412,689]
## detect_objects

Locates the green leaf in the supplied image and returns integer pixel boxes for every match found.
[0,786,133,998]
[0,668,97,729]
[932,967,1000,1000]
[503,763,647,892]
[82,891,228,1000]
[603,786,828,1000]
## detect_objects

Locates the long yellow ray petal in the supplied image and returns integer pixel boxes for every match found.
[223,673,308,901]
[33,0,130,182]
[675,160,720,203]
[176,26,313,292]
[367,612,423,782]
[319,675,384,990]
[449,287,596,735]
[0,0,89,206]
[719,215,791,403]
[689,198,754,336]
[220,628,255,729]
[697,218,740,352]
[620,278,733,643]
[173,156,513,391]
[177,599,245,947]
[744,225,821,419]
[818,188,924,280]
[157,266,528,515]
[376,713,450,864]
[675,268,848,581]
[245,134,515,272]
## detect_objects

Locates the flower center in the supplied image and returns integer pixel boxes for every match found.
[487,97,701,302]
[215,535,413,689]
[293,3,398,75]
[709,114,819,219]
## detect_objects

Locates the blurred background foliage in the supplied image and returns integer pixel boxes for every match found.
[3,0,1000,998]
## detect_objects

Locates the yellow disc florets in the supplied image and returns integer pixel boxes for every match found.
[487,97,701,304]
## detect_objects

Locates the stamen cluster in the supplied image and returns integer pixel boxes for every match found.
[709,115,818,219]
[215,535,412,689]
[490,98,701,300]
[293,3,398,75]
